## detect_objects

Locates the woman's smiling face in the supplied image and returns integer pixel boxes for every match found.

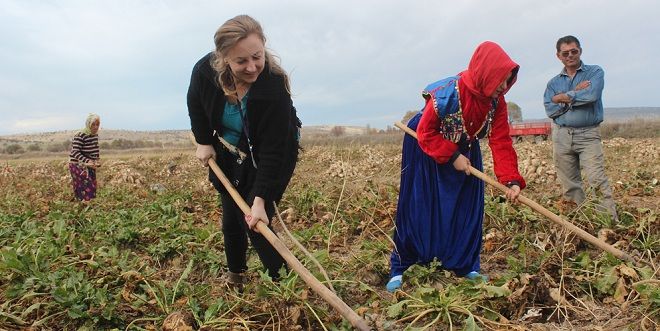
[225,33,265,85]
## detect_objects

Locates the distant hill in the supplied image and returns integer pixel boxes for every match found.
[525,107,659,122]
[603,107,660,120]
[0,129,192,144]
[301,125,367,136]
[0,126,369,150]
[0,129,195,155]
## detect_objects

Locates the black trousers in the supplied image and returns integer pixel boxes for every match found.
[220,192,286,279]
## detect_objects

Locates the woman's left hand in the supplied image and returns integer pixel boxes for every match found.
[85,161,98,169]
[505,185,521,203]
[245,196,268,232]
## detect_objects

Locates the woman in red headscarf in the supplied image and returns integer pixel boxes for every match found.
[387,42,526,292]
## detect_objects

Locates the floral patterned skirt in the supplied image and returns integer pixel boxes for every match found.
[69,163,97,201]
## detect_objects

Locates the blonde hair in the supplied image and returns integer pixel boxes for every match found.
[211,15,290,97]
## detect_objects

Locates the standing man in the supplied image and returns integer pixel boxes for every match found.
[544,35,618,221]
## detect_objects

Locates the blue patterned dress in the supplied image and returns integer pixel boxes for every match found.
[390,77,493,277]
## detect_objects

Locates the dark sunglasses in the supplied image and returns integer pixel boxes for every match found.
[560,49,580,58]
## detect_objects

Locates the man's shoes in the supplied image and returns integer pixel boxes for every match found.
[386,275,403,292]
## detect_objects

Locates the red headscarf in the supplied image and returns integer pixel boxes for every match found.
[457,41,519,134]
[460,41,518,99]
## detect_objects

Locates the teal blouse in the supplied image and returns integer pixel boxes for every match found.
[222,93,248,145]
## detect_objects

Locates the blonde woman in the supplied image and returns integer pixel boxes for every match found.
[187,15,300,286]
[69,113,101,201]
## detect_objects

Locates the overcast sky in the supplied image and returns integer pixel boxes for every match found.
[1,0,658,135]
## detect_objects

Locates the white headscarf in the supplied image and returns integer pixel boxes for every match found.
[80,113,100,135]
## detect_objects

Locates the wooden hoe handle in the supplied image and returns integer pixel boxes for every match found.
[206,158,371,330]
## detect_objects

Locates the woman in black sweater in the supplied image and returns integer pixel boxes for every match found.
[187,15,299,285]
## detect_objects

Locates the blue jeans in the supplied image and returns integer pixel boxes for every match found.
[552,124,618,220]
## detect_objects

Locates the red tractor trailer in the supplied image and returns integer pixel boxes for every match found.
[509,121,552,143]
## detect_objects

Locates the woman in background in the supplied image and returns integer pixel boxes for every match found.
[69,113,101,202]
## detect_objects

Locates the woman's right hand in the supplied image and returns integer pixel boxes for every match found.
[196,144,216,167]
[452,154,471,175]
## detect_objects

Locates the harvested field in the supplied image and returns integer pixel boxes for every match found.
[0,136,658,330]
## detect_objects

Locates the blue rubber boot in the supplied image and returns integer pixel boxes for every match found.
[386,275,403,292]
[465,271,488,282]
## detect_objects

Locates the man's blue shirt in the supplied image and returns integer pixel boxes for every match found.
[544,62,604,128]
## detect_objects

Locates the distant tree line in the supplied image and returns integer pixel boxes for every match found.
[100,138,163,150]
[329,125,399,137]
[507,102,523,122]
[3,144,25,154]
